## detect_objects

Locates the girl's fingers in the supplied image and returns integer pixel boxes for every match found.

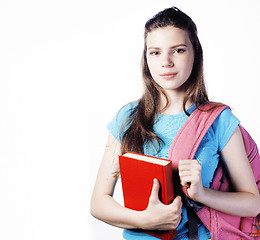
[179,176,192,188]
[178,160,205,201]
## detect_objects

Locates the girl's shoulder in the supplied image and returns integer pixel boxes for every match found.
[118,101,138,115]
[107,101,139,142]
[211,107,240,151]
[113,101,138,124]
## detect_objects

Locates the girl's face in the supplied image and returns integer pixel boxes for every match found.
[146,26,194,94]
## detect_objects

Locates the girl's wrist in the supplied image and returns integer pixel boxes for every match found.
[193,186,208,203]
[137,208,159,230]
[137,209,151,230]
[123,208,148,230]
[196,187,212,206]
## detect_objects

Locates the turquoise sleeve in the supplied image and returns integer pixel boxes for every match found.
[212,108,240,152]
[107,102,138,142]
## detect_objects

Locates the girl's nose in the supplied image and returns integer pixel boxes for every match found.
[162,54,174,68]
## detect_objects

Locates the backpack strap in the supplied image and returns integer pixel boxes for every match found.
[168,102,229,197]
[168,103,229,240]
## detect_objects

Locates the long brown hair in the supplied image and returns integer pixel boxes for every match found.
[120,7,209,155]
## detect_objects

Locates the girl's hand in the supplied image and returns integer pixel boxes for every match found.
[141,179,182,231]
[178,160,205,202]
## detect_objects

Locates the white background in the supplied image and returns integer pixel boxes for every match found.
[0,0,260,239]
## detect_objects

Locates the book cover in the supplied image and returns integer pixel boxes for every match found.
[119,152,176,240]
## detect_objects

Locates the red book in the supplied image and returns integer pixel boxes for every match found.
[119,152,176,240]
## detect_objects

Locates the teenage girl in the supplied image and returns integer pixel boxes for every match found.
[90,7,260,240]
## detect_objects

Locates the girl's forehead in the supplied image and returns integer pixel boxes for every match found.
[146,26,190,47]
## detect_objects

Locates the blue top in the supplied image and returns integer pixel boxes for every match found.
[107,102,240,240]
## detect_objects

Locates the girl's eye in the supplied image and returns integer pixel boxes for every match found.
[150,51,160,56]
[175,48,186,54]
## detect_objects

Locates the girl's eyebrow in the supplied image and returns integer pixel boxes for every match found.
[147,44,187,50]
[170,44,187,48]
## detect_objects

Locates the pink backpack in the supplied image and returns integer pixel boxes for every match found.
[168,102,260,239]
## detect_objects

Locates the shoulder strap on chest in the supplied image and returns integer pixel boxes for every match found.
[168,102,229,167]
[168,102,229,195]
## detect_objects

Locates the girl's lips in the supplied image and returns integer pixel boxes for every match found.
[159,73,177,80]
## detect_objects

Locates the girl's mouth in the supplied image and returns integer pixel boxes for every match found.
[159,73,177,80]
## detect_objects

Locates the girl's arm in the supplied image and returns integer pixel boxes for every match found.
[178,127,260,217]
[90,133,182,231]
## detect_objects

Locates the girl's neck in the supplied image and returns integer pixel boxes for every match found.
[159,92,193,115]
